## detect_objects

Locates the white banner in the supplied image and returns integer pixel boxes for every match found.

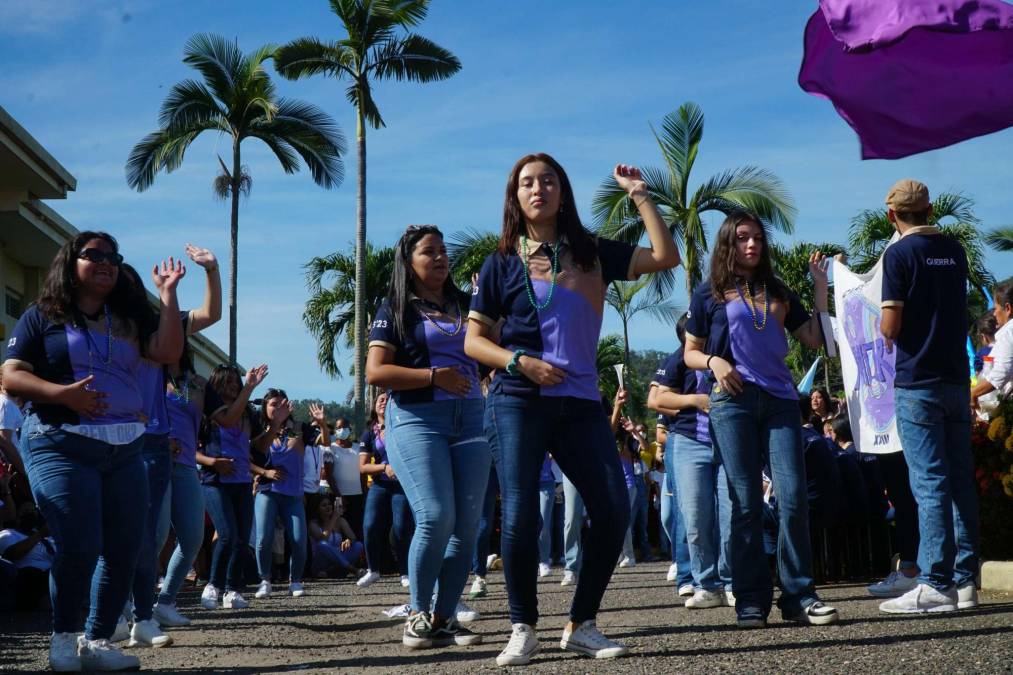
[833,258,902,455]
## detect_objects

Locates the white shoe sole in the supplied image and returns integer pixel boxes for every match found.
[127,636,173,648]
[880,603,956,614]
[685,601,722,609]
[559,639,628,659]
[496,641,540,666]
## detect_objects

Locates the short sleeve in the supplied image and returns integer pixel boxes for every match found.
[784,287,811,333]
[4,306,48,371]
[468,254,503,327]
[368,300,398,351]
[881,244,908,308]
[685,287,710,341]
[358,428,374,455]
[653,351,686,391]
[596,237,638,284]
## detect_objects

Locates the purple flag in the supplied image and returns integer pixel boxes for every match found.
[799,1,1013,159]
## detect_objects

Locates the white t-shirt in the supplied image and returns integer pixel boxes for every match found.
[0,529,55,570]
[986,320,1013,395]
[0,394,23,445]
[325,443,363,496]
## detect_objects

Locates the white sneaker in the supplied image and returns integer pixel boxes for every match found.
[455,601,480,623]
[129,618,173,648]
[867,570,918,598]
[561,570,576,586]
[156,575,165,591]
[290,582,305,598]
[957,581,979,609]
[77,636,140,671]
[560,620,629,659]
[678,583,695,597]
[496,623,541,666]
[110,617,130,644]
[666,563,678,582]
[200,583,220,609]
[724,590,736,607]
[255,580,272,599]
[468,576,488,599]
[487,553,499,569]
[153,602,191,628]
[617,556,635,568]
[685,589,723,609]
[538,562,551,577]
[49,632,81,672]
[356,570,380,588]
[222,590,249,609]
[400,575,411,588]
[880,583,957,614]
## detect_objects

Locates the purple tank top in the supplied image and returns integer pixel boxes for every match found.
[260,436,303,497]
[166,386,201,469]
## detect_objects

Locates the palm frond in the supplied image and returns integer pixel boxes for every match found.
[182,33,244,104]
[652,102,705,201]
[345,81,385,129]
[274,38,351,80]
[985,226,1013,252]
[692,166,796,234]
[447,228,499,289]
[248,98,346,188]
[369,33,461,82]
[158,79,226,132]
[378,0,430,27]
[126,123,219,191]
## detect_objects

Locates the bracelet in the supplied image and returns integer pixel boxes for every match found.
[506,349,527,375]
[706,355,715,370]
[429,366,437,386]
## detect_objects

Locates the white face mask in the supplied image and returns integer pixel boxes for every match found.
[335,427,351,441]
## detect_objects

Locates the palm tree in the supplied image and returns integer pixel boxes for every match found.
[303,242,395,377]
[274,0,461,426]
[446,228,499,290]
[605,278,681,366]
[985,226,1013,253]
[127,33,345,364]
[592,102,796,298]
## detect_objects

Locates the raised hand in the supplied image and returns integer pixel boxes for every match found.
[59,375,109,418]
[151,257,186,293]
[809,250,830,286]
[309,402,327,425]
[274,398,294,426]
[185,244,218,271]
[245,364,268,390]
[614,388,630,408]
[613,164,648,197]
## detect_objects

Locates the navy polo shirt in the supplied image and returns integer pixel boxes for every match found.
[469,236,639,400]
[368,296,481,405]
[685,280,810,401]
[881,226,969,387]
[651,347,710,445]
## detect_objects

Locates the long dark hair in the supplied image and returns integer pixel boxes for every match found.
[37,230,156,351]
[498,153,597,270]
[994,281,1013,311]
[709,211,787,302]
[388,225,469,341]
[207,364,255,427]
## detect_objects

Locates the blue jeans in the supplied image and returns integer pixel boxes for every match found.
[633,476,650,557]
[538,483,555,565]
[708,384,818,618]
[362,480,414,576]
[674,434,732,591]
[131,433,172,621]
[472,464,499,577]
[621,483,638,560]
[312,540,364,575]
[20,418,147,639]
[254,491,307,583]
[155,463,205,605]
[489,393,629,626]
[562,473,585,573]
[386,397,491,618]
[203,482,254,592]
[663,433,693,588]
[894,383,980,590]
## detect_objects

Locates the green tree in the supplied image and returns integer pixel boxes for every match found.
[605,278,681,365]
[593,102,795,298]
[303,243,395,378]
[274,0,461,426]
[127,34,345,364]
[446,228,499,290]
[984,226,1013,253]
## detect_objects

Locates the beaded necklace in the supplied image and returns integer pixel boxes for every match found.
[168,373,190,405]
[734,280,769,331]
[520,233,559,311]
[413,297,463,336]
[82,305,114,377]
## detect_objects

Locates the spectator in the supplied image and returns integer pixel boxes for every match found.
[0,501,54,610]
[307,494,363,578]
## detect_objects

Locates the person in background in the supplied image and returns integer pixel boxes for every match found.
[809,387,836,428]
[3,231,185,671]
[973,312,997,376]
[356,391,415,590]
[325,416,366,539]
[536,453,562,577]
[469,463,500,596]
[973,282,1013,404]
[616,414,645,568]
[879,179,979,614]
[307,493,363,577]
[0,374,27,500]
[0,500,54,611]
[630,421,655,563]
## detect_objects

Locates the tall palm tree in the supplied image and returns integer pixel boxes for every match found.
[127,33,345,364]
[446,227,499,290]
[593,102,795,299]
[274,0,461,425]
[303,242,395,377]
[605,278,681,366]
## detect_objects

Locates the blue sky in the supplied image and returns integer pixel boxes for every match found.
[2,0,1011,401]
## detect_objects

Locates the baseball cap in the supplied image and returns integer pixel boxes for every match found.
[885,179,930,212]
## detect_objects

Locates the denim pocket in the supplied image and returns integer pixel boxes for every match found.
[895,389,939,426]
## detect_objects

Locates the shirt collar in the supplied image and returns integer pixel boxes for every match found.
[900,225,942,238]
[408,292,453,313]
[520,234,569,256]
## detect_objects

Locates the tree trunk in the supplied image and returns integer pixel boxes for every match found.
[622,315,631,367]
[353,105,367,429]
[228,139,241,365]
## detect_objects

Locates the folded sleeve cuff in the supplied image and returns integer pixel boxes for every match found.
[880,300,904,308]
[468,310,497,327]
[367,340,396,352]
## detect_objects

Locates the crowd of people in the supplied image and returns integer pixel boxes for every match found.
[0,162,999,670]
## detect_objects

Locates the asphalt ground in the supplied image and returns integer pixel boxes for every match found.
[2,561,1012,673]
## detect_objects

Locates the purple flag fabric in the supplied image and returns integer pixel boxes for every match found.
[820,0,1013,50]
[799,2,1013,159]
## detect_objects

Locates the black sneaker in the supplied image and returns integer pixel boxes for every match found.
[403,612,433,649]
[736,606,767,629]
[783,601,839,626]
[431,618,483,647]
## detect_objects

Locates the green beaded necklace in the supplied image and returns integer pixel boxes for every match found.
[520,233,559,311]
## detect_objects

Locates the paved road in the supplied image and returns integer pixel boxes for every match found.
[2,561,1011,672]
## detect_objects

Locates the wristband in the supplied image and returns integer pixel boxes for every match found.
[506,349,527,375]
[706,355,715,370]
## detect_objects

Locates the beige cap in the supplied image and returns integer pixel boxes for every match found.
[885,179,930,212]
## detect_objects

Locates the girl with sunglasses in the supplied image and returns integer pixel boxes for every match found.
[465,156,679,665]
[366,224,491,649]
[2,231,185,671]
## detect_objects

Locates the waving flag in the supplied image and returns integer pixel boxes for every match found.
[799,0,1013,159]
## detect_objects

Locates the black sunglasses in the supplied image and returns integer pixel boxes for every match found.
[78,248,123,266]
